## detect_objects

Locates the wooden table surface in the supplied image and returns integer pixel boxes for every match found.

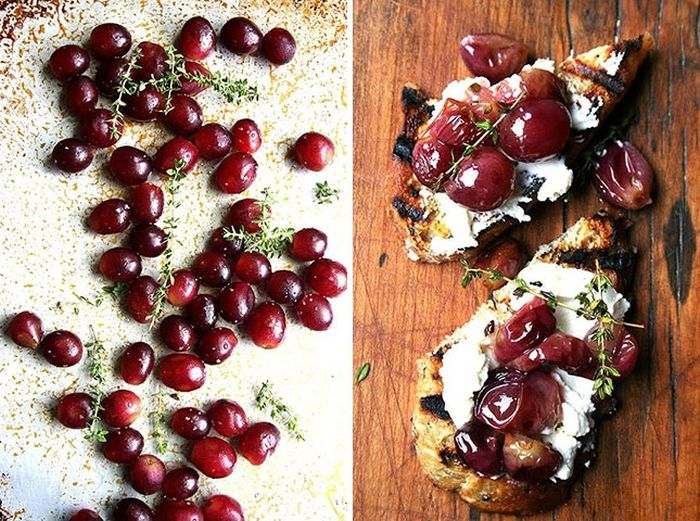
[353,1,699,520]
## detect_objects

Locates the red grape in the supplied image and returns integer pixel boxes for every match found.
[304,258,347,297]
[124,276,159,323]
[520,68,566,102]
[218,282,255,324]
[245,302,285,348]
[594,140,654,210]
[471,239,526,290]
[124,86,164,121]
[163,95,203,135]
[502,433,562,481]
[112,498,153,521]
[102,427,144,464]
[51,138,93,173]
[154,499,203,521]
[196,327,237,365]
[129,224,168,257]
[237,422,280,465]
[64,76,99,116]
[177,17,216,60]
[192,124,232,160]
[68,509,102,521]
[427,98,481,146]
[158,354,206,392]
[119,342,155,385]
[162,467,199,500]
[494,297,556,363]
[226,198,262,233]
[459,33,529,83]
[101,389,141,428]
[509,332,593,374]
[454,420,504,475]
[206,399,248,437]
[294,293,333,331]
[79,108,123,147]
[265,270,304,304]
[170,407,211,440]
[189,437,236,478]
[129,454,166,495]
[132,42,168,82]
[177,61,210,96]
[95,57,129,98]
[293,132,334,171]
[89,23,132,60]
[209,227,243,259]
[233,252,271,285]
[49,44,90,81]
[214,152,257,193]
[6,311,43,349]
[153,137,199,173]
[39,330,83,367]
[231,119,261,154]
[129,182,164,223]
[288,228,327,261]
[109,147,153,186]
[220,17,262,55]
[160,315,197,352]
[98,247,142,282]
[261,28,296,65]
[56,392,93,429]
[186,294,218,331]
[201,495,244,521]
[88,199,131,234]
[192,251,232,288]
[167,270,200,307]
[411,137,455,187]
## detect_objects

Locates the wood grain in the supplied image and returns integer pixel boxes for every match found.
[353,1,700,519]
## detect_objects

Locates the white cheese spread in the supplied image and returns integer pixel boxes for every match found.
[601,50,625,76]
[569,92,602,130]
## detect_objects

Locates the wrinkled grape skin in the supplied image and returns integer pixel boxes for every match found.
[427,98,480,146]
[509,332,593,374]
[472,239,526,290]
[494,297,557,364]
[454,420,504,475]
[459,33,529,83]
[502,433,562,481]
[594,140,654,210]
[520,68,567,103]
[444,146,516,211]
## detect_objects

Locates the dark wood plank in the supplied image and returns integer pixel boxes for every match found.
[354,0,700,519]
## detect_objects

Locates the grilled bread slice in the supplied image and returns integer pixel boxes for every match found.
[392,33,653,263]
[412,214,636,515]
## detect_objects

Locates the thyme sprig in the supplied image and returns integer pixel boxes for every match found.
[75,282,130,308]
[254,381,304,441]
[84,331,109,443]
[149,159,187,327]
[109,48,142,138]
[461,260,642,399]
[223,190,294,258]
[149,392,174,454]
[314,181,340,205]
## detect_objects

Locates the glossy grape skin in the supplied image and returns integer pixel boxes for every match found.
[237,421,280,465]
[427,98,481,146]
[177,16,217,60]
[586,325,639,378]
[493,297,557,364]
[79,108,123,147]
[95,57,129,98]
[459,33,529,83]
[162,467,199,500]
[119,342,155,385]
[218,282,255,324]
[51,138,93,173]
[498,99,571,162]
[154,499,203,521]
[206,400,248,437]
[109,147,153,186]
[89,23,132,60]
[221,17,262,55]
[192,251,232,288]
[520,68,567,103]
[231,119,262,154]
[443,146,516,211]
[170,407,211,440]
[192,124,232,160]
[6,311,43,349]
[594,140,654,210]
[226,198,262,233]
[265,270,304,305]
[304,259,347,298]
[196,327,237,365]
[189,437,237,478]
[293,132,334,171]
[261,28,296,65]
[509,332,593,374]
[158,354,206,392]
[214,152,258,194]
[294,293,333,331]
[454,420,504,475]
[163,95,203,135]
[101,428,144,464]
[38,330,83,367]
[209,227,243,259]
[159,315,197,352]
[411,137,455,187]
[56,392,93,429]
[288,228,327,261]
[98,247,142,282]
[64,76,99,117]
[201,495,244,521]
[129,224,168,257]
[124,87,164,121]
[502,433,562,481]
[132,42,168,82]
[101,389,142,427]
[245,302,286,348]
[233,252,271,285]
[124,276,159,323]
[177,61,210,96]
[68,509,103,521]
[167,270,200,307]
[130,183,164,223]
[88,199,131,235]
[49,44,90,81]
[129,454,166,495]
[153,137,199,173]
[471,238,526,290]
[112,498,153,521]
[186,294,219,331]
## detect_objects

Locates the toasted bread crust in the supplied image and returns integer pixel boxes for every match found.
[392,34,653,263]
[411,215,635,514]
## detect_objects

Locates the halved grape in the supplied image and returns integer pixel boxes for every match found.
[494,297,556,364]
[459,33,529,83]
[508,332,593,374]
[443,146,515,211]
[502,433,562,481]
[454,420,504,475]
[594,140,654,210]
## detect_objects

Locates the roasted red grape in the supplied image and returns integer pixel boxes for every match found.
[454,420,504,475]
[95,57,129,98]
[189,437,237,478]
[158,353,206,392]
[177,17,217,60]
[88,199,131,234]
[186,294,219,331]
[98,247,141,282]
[459,33,529,83]
[167,270,200,307]
[119,342,155,385]
[68,509,102,521]
[293,132,334,171]
[586,325,639,378]
[304,258,347,298]
[411,137,454,187]
[162,467,199,500]
[154,499,203,521]
[170,407,211,440]
[6,311,43,349]
[594,140,654,210]
[471,238,526,290]
[129,454,166,495]
[233,252,271,285]
[509,332,593,374]
[129,182,164,223]
[494,297,557,363]
[237,421,280,465]
[201,495,244,521]
[124,86,164,121]
[102,427,144,463]
[218,282,255,324]
[132,41,168,82]
[109,147,153,186]
[498,99,571,162]
[226,198,262,233]
[427,98,481,146]
[39,330,83,367]
[89,23,132,60]
[113,498,153,521]
[196,327,237,365]
[124,276,159,323]
[261,28,296,65]
[163,95,203,135]
[49,44,90,81]
[160,315,197,352]
[64,76,99,116]
[51,138,93,173]
[288,228,327,261]
[177,61,210,96]
[209,227,243,259]
[101,389,142,428]
[221,17,262,55]
[153,137,199,173]
[502,433,562,480]
[79,108,123,147]
[245,302,285,348]
[193,251,232,287]
[56,392,93,429]
[214,152,257,193]
[520,68,566,102]
[231,119,262,154]
[129,224,168,257]
[192,124,233,160]
[265,270,304,304]
[294,293,333,331]
[206,399,248,438]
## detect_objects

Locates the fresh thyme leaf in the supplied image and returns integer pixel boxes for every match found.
[313,181,340,205]
[474,120,493,130]
[149,392,173,454]
[102,282,129,302]
[109,48,142,138]
[84,332,109,444]
[355,363,371,385]
[188,70,258,104]
[254,381,304,441]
